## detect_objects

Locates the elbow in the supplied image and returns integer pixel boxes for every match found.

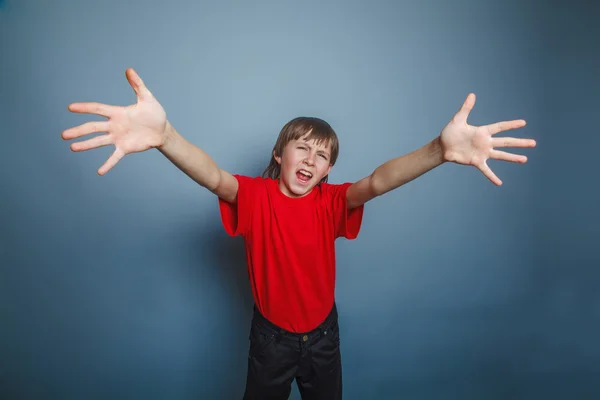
[204,168,223,192]
[196,168,223,192]
[368,171,386,198]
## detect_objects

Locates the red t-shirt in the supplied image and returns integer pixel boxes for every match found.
[219,175,364,333]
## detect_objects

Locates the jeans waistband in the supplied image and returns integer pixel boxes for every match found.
[252,303,338,344]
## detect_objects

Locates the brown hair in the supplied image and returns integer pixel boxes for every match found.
[262,117,340,184]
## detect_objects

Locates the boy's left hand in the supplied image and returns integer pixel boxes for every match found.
[440,93,536,186]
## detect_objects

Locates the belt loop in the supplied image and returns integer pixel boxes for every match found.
[318,326,325,339]
[275,329,285,344]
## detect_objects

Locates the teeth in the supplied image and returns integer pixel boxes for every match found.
[298,170,312,178]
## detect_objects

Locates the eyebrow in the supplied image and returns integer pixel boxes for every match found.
[298,142,331,157]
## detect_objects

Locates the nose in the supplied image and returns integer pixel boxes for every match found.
[303,156,315,166]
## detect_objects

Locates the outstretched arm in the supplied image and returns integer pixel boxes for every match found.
[346,93,537,209]
[158,122,239,203]
[62,68,239,203]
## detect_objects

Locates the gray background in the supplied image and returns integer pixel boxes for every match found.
[1,0,599,399]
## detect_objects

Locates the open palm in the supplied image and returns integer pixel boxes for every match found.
[440,93,537,186]
[62,68,167,175]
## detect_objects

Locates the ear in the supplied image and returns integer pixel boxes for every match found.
[273,150,282,165]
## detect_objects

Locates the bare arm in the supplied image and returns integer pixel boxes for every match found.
[158,121,238,203]
[346,138,444,209]
[346,93,536,209]
[62,68,239,203]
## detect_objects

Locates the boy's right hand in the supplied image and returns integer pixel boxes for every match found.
[62,68,168,176]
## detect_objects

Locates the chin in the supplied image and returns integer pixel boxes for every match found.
[289,184,311,197]
[285,176,318,198]
[291,187,312,197]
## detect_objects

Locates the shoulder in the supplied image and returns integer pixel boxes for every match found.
[233,174,270,187]
[233,174,267,183]
[233,175,276,197]
[316,181,353,198]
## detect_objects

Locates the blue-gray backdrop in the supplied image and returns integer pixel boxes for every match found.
[1,0,599,399]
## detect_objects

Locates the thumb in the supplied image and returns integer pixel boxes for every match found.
[125,68,153,101]
[452,93,476,123]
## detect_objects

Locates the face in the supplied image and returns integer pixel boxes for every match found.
[274,132,333,198]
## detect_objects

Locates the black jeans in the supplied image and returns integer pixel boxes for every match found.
[243,303,342,400]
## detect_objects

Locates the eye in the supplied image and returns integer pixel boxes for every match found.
[298,146,307,150]
[319,154,328,159]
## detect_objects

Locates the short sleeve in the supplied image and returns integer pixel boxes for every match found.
[328,182,364,239]
[218,174,258,237]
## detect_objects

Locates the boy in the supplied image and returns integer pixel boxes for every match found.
[62,68,536,399]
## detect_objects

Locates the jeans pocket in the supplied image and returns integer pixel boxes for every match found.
[249,325,276,358]
[323,321,340,347]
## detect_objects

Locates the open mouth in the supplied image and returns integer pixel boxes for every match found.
[296,169,313,184]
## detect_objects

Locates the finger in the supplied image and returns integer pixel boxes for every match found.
[486,119,526,135]
[477,161,502,186]
[68,102,116,118]
[490,149,527,163]
[491,137,537,148]
[126,68,152,101]
[452,93,476,123]
[62,121,110,140]
[98,148,125,176]
[70,134,113,152]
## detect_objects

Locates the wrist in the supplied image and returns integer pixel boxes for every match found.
[431,136,447,165]
[158,120,175,150]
